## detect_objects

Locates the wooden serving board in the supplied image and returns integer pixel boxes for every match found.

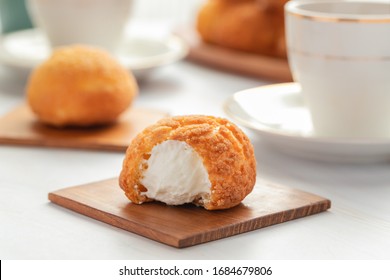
[49,178,331,248]
[0,104,168,152]
[175,27,293,82]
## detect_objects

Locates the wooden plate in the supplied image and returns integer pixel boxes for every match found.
[49,178,331,248]
[0,104,168,151]
[175,27,293,82]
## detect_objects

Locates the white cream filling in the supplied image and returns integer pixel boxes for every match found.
[139,140,211,205]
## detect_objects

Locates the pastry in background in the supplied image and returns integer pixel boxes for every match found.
[256,0,287,12]
[196,0,288,58]
[119,115,256,210]
[27,45,138,127]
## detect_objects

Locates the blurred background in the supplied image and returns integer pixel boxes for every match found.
[0,0,205,34]
[1,0,384,34]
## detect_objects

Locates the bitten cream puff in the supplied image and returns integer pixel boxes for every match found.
[119,115,256,210]
[27,45,138,127]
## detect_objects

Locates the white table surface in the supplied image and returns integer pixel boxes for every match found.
[1,19,390,260]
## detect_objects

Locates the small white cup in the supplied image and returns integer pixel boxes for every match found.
[285,0,390,138]
[26,0,133,52]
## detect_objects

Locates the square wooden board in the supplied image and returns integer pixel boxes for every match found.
[49,178,331,248]
[0,104,168,152]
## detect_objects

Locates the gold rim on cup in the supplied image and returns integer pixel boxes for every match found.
[288,48,390,61]
[285,1,390,24]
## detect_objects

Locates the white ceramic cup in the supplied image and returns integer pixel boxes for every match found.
[26,0,133,52]
[285,0,390,138]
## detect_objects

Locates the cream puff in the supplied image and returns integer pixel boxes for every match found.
[196,0,288,58]
[119,115,257,210]
[27,45,138,127]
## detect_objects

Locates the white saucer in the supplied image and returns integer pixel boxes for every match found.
[224,83,390,163]
[0,28,188,80]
